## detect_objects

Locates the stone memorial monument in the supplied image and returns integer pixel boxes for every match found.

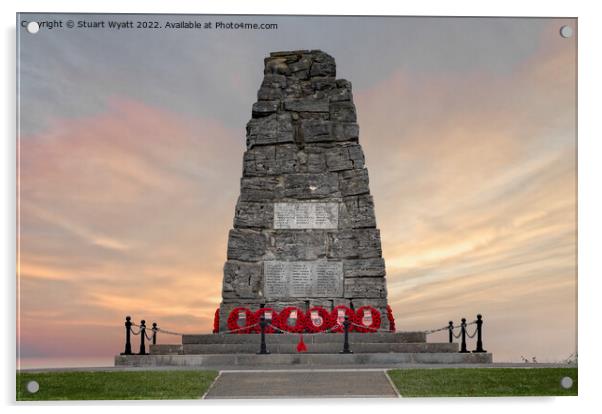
[115,50,493,366]
[218,50,390,331]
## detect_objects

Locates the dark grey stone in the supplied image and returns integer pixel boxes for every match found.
[332,122,359,141]
[327,79,353,102]
[243,144,299,176]
[330,101,357,122]
[246,113,294,148]
[310,60,336,77]
[339,194,376,228]
[344,277,387,298]
[284,98,329,112]
[261,74,287,88]
[270,50,310,57]
[223,260,263,298]
[282,173,340,199]
[227,229,267,261]
[311,76,337,90]
[252,100,279,117]
[283,79,315,99]
[264,57,291,75]
[306,152,327,173]
[239,176,279,202]
[339,168,370,196]
[308,299,333,309]
[328,229,382,259]
[289,57,311,79]
[344,258,386,277]
[268,230,329,260]
[300,120,359,143]
[257,86,284,101]
[336,79,352,89]
[324,145,365,172]
[347,145,365,168]
[300,119,331,142]
[233,201,273,228]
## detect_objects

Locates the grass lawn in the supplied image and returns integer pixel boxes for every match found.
[388,367,578,397]
[17,370,219,401]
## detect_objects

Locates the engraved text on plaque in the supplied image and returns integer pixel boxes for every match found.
[274,203,339,229]
[263,260,343,298]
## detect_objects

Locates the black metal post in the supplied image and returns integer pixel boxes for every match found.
[121,316,132,355]
[152,322,158,345]
[340,315,353,354]
[139,320,147,355]
[448,321,454,343]
[257,316,270,354]
[472,314,486,353]
[459,318,468,353]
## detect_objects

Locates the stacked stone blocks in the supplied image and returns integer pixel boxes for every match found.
[220,50,389,331]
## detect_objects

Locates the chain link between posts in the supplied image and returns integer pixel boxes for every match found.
[466,324,479,338]
[124,316,482,350]
[134,321,477,337]
[422,320,476,336]
[349,321,393,333]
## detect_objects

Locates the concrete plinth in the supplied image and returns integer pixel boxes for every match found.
[115,352,493,367]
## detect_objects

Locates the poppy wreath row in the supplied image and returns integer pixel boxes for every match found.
[212,308,220,333]
[351,305,382,333]
[226,307,258,334]
[275,307,308,333]
[226,305,384,333]
[386,305,396,332]
[252,307,278,333]
[330,305,356,333]
[305,306,337,333]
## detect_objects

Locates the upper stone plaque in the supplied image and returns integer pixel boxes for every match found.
[219,50,390,331]
[274,202,339,229]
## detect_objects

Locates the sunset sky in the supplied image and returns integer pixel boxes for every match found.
[17,15,576,367]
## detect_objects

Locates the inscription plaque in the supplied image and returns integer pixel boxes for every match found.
[264,261,288,298]
[274,202,339,229]
[263,260,343,298]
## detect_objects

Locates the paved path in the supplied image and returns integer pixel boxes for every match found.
[203,369,399,399]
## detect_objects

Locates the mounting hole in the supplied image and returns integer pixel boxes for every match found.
[560,376,573,389]
[559,25,573,38]
[26,380,39,393]
[26,21,40,34]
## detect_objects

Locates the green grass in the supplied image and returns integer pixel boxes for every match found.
[388,368,578,397]
[17,370,219,401]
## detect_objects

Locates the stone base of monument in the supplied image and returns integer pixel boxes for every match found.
[114,332,493,367]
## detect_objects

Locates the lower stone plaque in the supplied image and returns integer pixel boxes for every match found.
[264,260,343,298]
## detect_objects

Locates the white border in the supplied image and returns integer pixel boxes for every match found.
[2,0,600,413]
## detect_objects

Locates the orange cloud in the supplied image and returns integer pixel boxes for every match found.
[354,20,576,361]
[18,99,242,361]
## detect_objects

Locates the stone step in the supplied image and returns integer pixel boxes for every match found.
[181,332,426,345]
[176,342,457,354]
[115,352,493,367]
[150,344,182,355]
